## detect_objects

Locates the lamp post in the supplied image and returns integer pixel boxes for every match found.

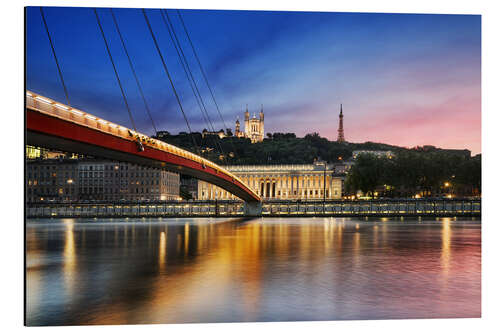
[444,181,452,198]
[322,162,327,214]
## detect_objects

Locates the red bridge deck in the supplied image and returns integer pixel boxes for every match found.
[26,91,260,202]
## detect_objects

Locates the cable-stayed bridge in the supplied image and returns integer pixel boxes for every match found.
[26,91,261,203]
[27,8,265,209]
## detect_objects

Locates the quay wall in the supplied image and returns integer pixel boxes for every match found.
[26,198,481,218]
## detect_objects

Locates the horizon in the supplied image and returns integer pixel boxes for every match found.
[26,7,481,155]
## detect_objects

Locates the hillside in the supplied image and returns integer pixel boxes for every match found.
[154,131,471,165]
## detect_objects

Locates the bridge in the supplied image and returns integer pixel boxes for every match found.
[26,91,261,206]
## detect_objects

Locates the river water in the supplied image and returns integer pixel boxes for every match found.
[26,217,481,326]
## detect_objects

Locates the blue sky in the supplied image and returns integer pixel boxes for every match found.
[26,7,481,153]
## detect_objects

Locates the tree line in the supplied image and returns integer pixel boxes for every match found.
[154,131,405,165]
[344,152,481,198]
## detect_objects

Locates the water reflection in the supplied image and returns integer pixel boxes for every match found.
[159,231,166,272]
[26,217,481,326]
[63,220,76,297]
[441,218,452,275]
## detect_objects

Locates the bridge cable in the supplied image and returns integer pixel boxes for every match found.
[141,9,200,154]
[39,7,71,107]
[94,8,138,133]
[176,9,239,160]
[177,9,230,132]
[162,9,223,156]
[109,8,158,136]
[160,9,224,156]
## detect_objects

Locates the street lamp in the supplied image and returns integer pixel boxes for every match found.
[323,161,327,214]
[323,162,327,202]
[443,181,453,198]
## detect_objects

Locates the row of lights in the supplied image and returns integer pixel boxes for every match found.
[28,91,208,161]
[28,91,128,131]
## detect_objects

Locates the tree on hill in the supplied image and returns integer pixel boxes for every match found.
[345,154,388,196]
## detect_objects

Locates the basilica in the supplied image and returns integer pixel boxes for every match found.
[234,105,264,143]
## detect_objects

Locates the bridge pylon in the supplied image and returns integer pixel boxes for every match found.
[244,201,263,216]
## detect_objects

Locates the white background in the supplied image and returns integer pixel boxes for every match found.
[1,0,499,332]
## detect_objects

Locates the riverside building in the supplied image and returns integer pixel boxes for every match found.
[26,158,180,203]
[197,161,343,201]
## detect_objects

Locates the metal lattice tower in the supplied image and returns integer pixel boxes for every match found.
[337,104,345,142]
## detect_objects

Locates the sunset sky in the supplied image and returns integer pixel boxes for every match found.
[26,7,481,155]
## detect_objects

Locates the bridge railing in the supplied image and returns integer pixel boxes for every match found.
[26,199,480,218]
[261,198,481,216]
[26,91,259,199]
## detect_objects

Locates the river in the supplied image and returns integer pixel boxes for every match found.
[26,217,481,326]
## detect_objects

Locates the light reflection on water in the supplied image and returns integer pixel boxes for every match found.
[26,217,481,326]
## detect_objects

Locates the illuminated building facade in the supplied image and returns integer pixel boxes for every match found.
[26,159,79,203]
[26,145,76,159]
[197,162,343,200]
[352,150,395,159]
[26,145,47,159]
[26,159,180,202]
[77,160,180,201]
[201,129,226,139]
[235,105,264,143]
